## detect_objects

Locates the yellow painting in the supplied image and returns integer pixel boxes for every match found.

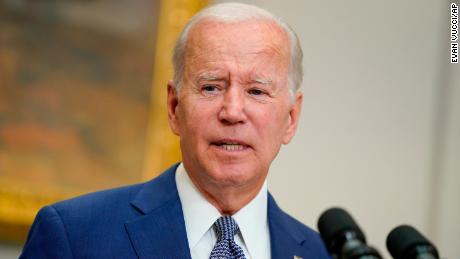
[0,0,208,243]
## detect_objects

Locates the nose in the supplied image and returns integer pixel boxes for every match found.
[218,87,247,124]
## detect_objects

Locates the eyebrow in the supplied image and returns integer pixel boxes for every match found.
[252,78,273,85]
[197,74,225,82]
[196,73,274,88]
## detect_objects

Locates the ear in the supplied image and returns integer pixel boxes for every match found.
[282,91,303,144]
[167,80,180,136]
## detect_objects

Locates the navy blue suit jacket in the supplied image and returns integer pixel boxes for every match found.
[21,164,331,258]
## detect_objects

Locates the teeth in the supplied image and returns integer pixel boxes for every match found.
[220,144,245,151]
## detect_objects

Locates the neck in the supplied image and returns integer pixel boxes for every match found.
[187,172,266,215]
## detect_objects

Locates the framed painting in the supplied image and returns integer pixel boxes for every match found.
[0,0,208,243]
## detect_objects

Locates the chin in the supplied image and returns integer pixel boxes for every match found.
[207,162,260,187]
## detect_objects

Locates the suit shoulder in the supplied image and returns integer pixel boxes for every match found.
[268,194,331,258]
[279,209,322,239]
[51,182,144,216]
[277,210,331,258]
[268,194,321,241]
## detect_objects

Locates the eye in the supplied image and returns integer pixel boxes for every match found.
[202,85,219,93]
[248,88,265,96]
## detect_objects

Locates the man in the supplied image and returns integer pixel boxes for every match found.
[21,3,330,259]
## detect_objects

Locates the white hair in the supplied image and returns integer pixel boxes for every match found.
[172,2,303,98]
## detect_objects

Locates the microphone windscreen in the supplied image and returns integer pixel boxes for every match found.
[317,207,366,250]
[386,225,438,259]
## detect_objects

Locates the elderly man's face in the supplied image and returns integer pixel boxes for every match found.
[168,19,302,191]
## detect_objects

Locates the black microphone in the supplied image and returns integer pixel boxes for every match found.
[386,225,439,259]
[317,207,382,259]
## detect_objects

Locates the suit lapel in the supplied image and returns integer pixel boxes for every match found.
[123,164,319,259]
[124,202,191,259]
[268,193,311,259]
[125,164,192,259]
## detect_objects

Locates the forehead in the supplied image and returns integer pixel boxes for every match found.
[184,18,290,68]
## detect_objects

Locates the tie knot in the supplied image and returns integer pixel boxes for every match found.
[213,216,239,241]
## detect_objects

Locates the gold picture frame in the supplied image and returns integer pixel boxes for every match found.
[0,0,209,243]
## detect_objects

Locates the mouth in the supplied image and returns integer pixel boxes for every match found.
[211,139,251,151]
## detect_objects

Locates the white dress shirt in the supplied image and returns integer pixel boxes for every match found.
[175,163,271,259]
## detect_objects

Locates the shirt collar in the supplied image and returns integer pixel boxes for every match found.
[176,163,221,250]
[175,163,268,259]
[232,177,268,259]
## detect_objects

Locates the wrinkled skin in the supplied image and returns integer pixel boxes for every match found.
[167,18,302,214]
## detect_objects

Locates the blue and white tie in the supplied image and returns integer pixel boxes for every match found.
[209,216,246,259]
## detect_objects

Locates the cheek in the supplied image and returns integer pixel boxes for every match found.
[249,111,288,168]
[179,99,215,136]
[251,106,290,147]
